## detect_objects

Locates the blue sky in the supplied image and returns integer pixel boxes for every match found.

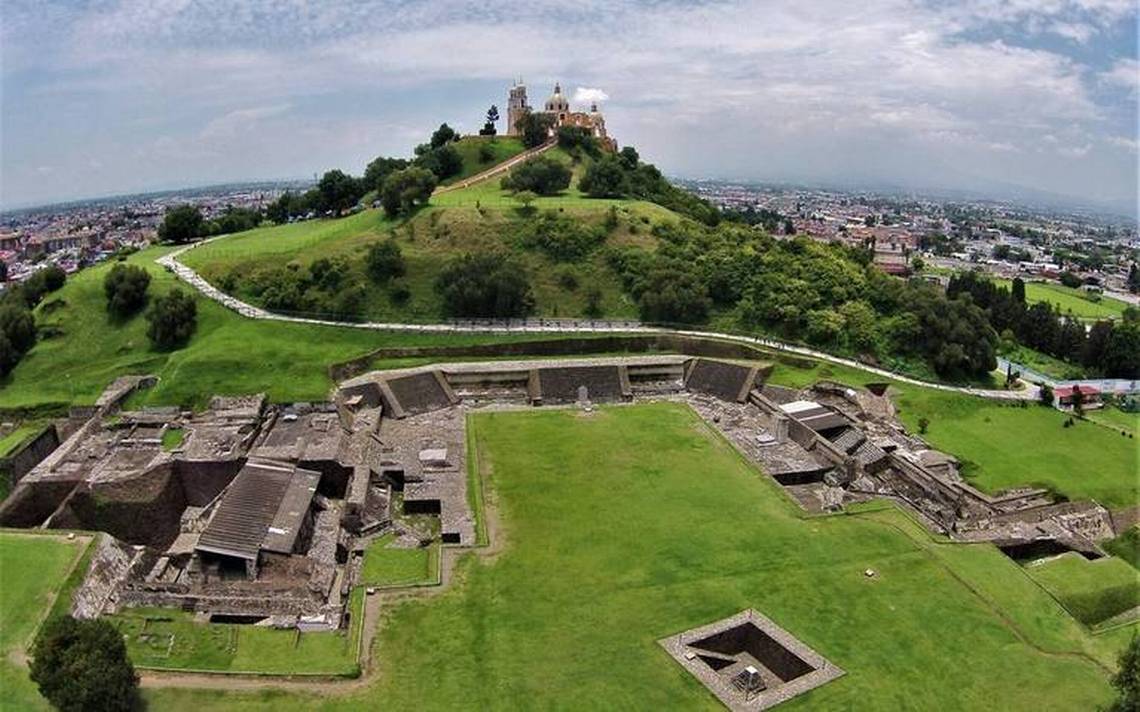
[1,0,1137,213]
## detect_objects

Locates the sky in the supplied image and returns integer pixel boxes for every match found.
[1,0,1138,214]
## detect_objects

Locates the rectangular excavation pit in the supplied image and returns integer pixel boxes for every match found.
[660,609,843,711]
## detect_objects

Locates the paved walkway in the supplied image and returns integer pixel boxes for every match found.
[156,245,1035,401]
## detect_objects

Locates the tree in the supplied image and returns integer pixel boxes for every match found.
[1011,277,1026,304]
[317,169,364,215]
[617,146,640,170]
[480,105,499,136]
[478,142,495,163]
[500,155,571,196]
[0,303,35,375]
[29,615,138,712]
[435,253,535,318]
[103,264,151,317]
[363,156,409,194]
[380,167,437,218]
[514,111,555,148]
[430,123,457,148]
[578,155,628,198]
[365,239,406,283]
[556,125,599,156]
[1108,635,1140,712]
[1129,263,1140,294]
[146,288,197,349]
[910,256,925,273]
[20,264,67,307]
[416,143,463,180]
[1102,322,1140,379]
[1039,382,1054,406]
[917,417,930,434]
[636,267,711,325]
[0,260,7,282]
[157,204,204,244]
[1058,271,1083,289]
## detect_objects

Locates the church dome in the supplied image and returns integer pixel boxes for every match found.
[545,82,569,112]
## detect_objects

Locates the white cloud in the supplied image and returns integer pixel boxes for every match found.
[1107,135,1139,152]
[1100,58,1139,93]
[573,87,609,105]
[1,0,1136,208]
[1058,143,1092,157]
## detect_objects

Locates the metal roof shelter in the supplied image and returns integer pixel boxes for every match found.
[196,460,319,561]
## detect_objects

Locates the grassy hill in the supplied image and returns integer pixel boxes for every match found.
[438,136,527,185]
[0,247,545,411]
[181,146,681,323]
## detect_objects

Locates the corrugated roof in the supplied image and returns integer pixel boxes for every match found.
[197,460,317,560]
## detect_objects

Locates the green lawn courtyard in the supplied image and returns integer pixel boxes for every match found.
[142,402,1133,711]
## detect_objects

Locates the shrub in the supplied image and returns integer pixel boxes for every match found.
[515,212,607,262]
[435,253,535,318]
[30,615,138,712]
[157,204,204,244]
[578,155,627,198]
[388,280,412,305]
[365,240,406,283]
[500,155,571,196]
[103,264,151,317]
[145,288,197,349]
[636,267,710,325]
[21,264,67,307]
[381,167,437,218]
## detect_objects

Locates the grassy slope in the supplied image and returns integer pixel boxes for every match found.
[0,247,550,411]
[765,355,1138,508]
[994,279,1129,320]
[1106,527,1140,569]
[0,531,89,712]
[438,136,527,185]
[181,148,678,323]
[145,403,1131,711]
[1026,553,1140,626]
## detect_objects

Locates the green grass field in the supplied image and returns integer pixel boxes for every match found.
[1086,406,1140,437]
[995,279,1129,320]
[359,534,439,587]
[765,355,1138,508]
[1026,553,1140,626]
[0,531,90,711]
[143,403,1132,710]
[107,600,362,676]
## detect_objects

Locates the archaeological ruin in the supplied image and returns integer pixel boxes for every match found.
[0,349,1130,700]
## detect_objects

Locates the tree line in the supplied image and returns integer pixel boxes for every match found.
[948,271,1140,378]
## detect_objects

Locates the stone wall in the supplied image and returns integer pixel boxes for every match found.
[331,334,778,382]
[537,365,625,404]
[685,359,758,403]
[62,463,187,547]
[0,424,60,490]
[0,478,79,527]
[385,372,455,415]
